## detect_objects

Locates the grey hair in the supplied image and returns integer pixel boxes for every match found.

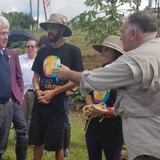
[0,16,10,29]
[128,11,157,33]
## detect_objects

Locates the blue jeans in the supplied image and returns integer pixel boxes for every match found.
[22,90,35,131]
[85,133,123,160]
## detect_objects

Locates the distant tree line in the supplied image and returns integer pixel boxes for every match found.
[70,0,152,44]
[2,12,36,30]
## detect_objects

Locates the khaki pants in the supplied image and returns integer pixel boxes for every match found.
[134,155,160,160]
[21,90,35,131]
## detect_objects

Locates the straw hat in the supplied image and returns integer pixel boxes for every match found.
[40,13,72,37]
[92,35,125,55]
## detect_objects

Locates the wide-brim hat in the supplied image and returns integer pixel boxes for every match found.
[40,13,72,37]
[92,35,125,55]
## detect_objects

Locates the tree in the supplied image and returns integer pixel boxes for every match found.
[71,0,142,44]
[2,12,36,29]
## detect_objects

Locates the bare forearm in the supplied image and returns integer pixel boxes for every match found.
[32,73,40,90]
[85,94,94,105]
[66,70,82,84]
[53,81,76,95]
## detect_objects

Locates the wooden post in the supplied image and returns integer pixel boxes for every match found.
[43,0,47,21]
[29,0,33,31]
[37,0,40,30]
[157,0,160,37]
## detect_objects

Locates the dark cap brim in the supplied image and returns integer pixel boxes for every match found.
[92,44,125,55]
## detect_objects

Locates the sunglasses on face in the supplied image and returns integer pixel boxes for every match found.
[26,45,36,49]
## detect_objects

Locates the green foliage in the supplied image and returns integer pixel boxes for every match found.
[70,0,143,44]
[2,12,36,29]
[4,112,88,160]
[72,88,85,102]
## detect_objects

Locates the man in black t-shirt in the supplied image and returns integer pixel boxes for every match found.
[29,13,83,160]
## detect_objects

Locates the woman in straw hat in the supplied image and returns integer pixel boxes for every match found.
[84,35,124,160]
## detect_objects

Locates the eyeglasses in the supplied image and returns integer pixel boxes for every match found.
[26,45,36,49]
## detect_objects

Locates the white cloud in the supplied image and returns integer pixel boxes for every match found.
[0,0,149,23]
[0,0,87,22]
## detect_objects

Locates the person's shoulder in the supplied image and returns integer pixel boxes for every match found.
[64,43,80,50]
[19,53,27,60]
[113,54,139,68]
[38,46,49,53]
[6,48,16,55]
[6,48,20,59]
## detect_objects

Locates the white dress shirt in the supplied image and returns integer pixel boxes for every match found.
[19,53,35,94]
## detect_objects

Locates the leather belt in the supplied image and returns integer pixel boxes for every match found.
[27,89,34,92]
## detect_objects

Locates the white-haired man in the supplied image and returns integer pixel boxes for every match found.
[0,16,13,160]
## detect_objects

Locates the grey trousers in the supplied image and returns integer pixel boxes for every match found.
[21,90,35,131]
[0,100,13,155]
[134,155,160,160]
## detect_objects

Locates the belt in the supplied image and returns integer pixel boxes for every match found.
[27,89,34,92]
[0,98,9,104]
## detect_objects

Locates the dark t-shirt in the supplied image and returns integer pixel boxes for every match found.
[32,43,83,116]
[0,53,11,99]
[86,90,123,139]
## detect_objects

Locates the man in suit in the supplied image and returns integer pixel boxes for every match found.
[7,48,28,160]
[0,16,13,160]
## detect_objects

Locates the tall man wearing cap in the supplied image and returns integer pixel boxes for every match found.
[29,13,83,160]
[56,11,160,160]
[0,15,13,160]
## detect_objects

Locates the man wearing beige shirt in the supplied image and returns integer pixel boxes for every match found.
[56,11,160,160]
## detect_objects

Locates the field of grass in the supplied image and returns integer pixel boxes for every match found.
[3,111,89,160]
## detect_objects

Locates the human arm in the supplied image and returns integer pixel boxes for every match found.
[15,53,24,95]
[32,72,46,103]
[80,55,142,92]
[56,64,83,84]
[36,81,77,104]
[57,56,142,94]
[56,47,83,84]
[85,92,94,105]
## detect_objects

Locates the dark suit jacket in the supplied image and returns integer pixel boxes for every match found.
[6,49,24,104]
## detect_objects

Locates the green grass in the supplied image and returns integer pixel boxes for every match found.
[3,111,88,160]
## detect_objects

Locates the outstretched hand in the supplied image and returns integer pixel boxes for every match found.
[55,64,71,80]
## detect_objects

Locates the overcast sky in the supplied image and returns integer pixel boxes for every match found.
[0,0,149,22]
